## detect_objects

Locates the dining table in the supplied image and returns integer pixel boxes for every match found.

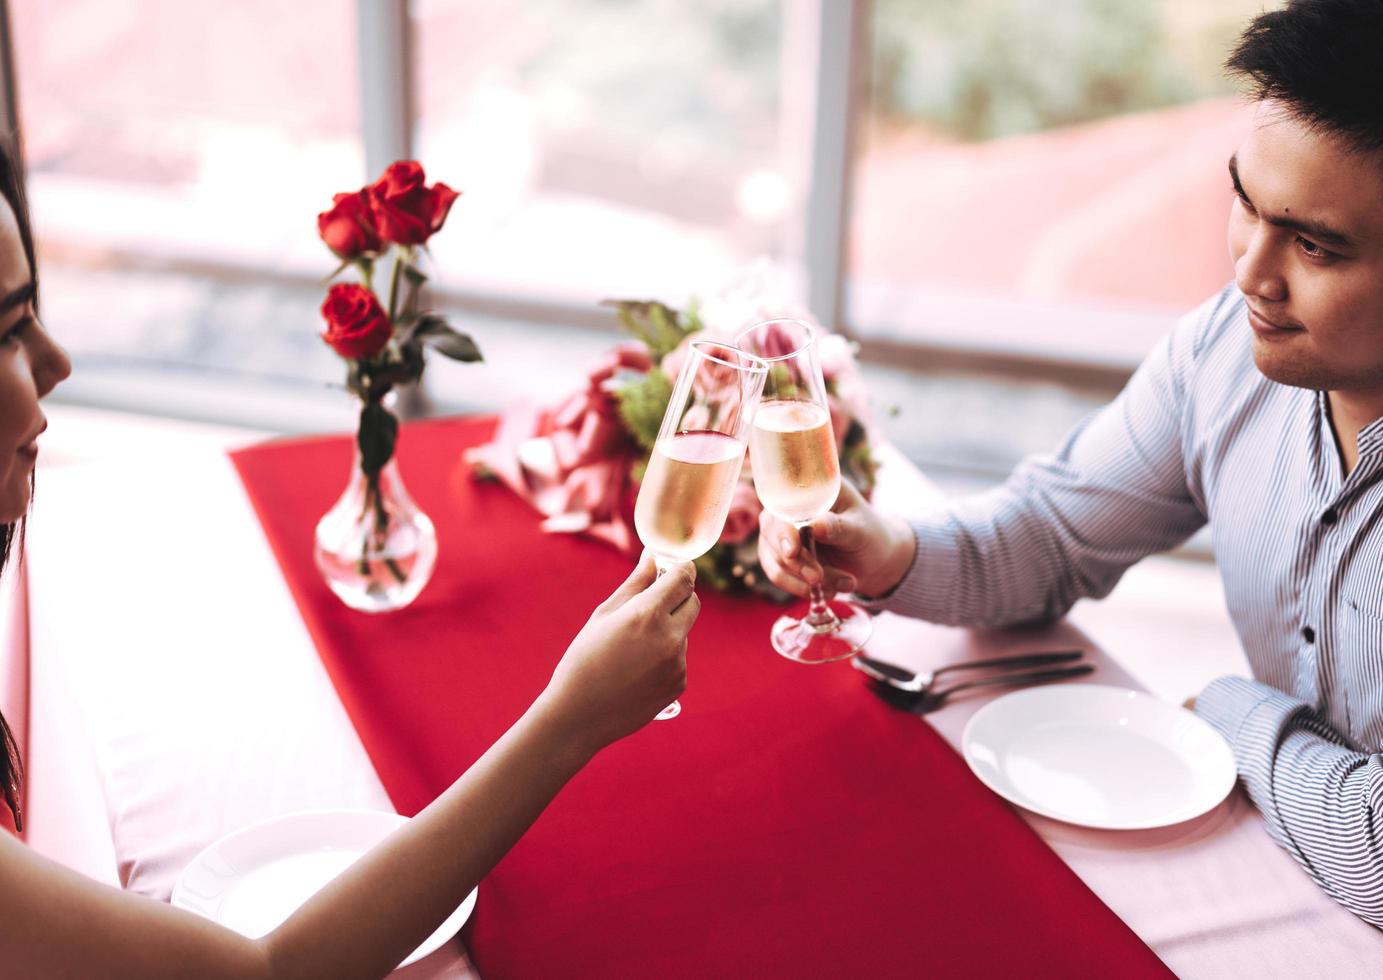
[20,415,1383,978]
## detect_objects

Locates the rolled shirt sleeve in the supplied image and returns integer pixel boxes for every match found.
[866,303,1210,628]
[1196,675,1383,928]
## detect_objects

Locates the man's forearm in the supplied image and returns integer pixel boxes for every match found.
[867,320,1207,629]
[1196,676,1383,928]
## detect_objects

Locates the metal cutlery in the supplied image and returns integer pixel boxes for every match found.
[852,649,1085,694]
[867,662,1096,714]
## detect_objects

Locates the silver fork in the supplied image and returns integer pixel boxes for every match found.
[868,663,1096,714]
[852,649,1084,693]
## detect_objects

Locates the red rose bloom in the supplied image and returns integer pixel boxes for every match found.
[320,283,392,360]
[367,161,460,246]
[317,190,381,259]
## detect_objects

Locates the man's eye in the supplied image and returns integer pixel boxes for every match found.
[1296,237,1334,261]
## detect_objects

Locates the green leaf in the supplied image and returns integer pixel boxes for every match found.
[400,262,427,318]
[601,298,697,361]
[839,426,878,499]
[649,303,677,356]
[345,361,367,401]
[767,364,799,401]
[358,401,399,476]
[322,257,353,283]
[614,369,672,453]
[409,314,483,362]
[399,340,426,383]
[683,296,704,333]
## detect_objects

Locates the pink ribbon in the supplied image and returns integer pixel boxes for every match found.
[466,343,653,556]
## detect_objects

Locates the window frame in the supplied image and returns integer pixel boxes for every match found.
[0,0,1138,427]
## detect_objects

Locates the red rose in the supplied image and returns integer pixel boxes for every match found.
[320,283,392,360]
[367,161,460,246]
[317,190,381,259]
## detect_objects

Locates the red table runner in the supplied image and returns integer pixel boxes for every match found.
[231,417,1171,979]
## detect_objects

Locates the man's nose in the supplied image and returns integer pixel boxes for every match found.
[1235,227,1287,304]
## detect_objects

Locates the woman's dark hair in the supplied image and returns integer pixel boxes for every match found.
[0,133,34,830]
[0,521,22,829]
[1226,0,1383,157]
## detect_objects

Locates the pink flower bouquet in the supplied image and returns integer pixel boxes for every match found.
[468,299,879,596]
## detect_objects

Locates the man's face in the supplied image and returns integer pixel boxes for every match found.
[1228,101,1383,398]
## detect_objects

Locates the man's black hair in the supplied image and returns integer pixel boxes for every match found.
[1227,0,1383,156]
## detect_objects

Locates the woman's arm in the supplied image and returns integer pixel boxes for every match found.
[0,554,697,979]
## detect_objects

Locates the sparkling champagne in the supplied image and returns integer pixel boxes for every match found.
[749,400,839,523]
[635,430,746,563]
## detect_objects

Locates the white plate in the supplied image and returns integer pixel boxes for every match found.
[961,684,1236,830]
[172,808,477,969]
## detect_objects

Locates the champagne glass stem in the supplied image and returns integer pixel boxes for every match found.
[652,557,682,720]
[799,525,843,633]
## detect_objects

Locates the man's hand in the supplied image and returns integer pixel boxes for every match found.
[757,480,917,599]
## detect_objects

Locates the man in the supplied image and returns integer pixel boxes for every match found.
[759,0,1383,929]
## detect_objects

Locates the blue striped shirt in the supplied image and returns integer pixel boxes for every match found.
[875,285,1383,928]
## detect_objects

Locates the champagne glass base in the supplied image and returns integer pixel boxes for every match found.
[771,600,872,664]
[655,699,682,720]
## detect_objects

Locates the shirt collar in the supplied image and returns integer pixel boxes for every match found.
[1316,391,1383,460]
[1358,413,1383,458]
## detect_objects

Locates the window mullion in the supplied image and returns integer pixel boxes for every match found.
[357,0,432,415]
[787,0,865,335]
[355,0,414,180]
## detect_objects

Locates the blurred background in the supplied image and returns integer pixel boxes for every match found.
[8,0,1277,498]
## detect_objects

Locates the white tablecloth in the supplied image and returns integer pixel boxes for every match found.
[23,445,1383,978]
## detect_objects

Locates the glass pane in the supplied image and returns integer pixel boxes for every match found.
[849,0,1284,367]
[13,0,363,386]
[413,0,787,305]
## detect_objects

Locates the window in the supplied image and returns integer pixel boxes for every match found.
[413,0,789,305]
[2,0,1281,465]
[12,0,364,420]
[848,0,1279,370]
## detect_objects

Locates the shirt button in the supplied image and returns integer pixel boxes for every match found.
[1321,508,1339,526]
[1302,625,1316,644]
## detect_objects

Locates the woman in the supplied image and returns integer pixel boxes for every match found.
[0,141,699,977]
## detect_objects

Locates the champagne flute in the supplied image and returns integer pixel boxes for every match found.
[633,340,768,719]
[735,317,872,664]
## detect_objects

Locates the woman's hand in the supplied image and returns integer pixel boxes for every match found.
[540,552,700,755]
[757,480,916,599]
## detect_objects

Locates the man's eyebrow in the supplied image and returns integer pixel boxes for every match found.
[1228,153,1357,248]
[0,281,33,317]
[1228,154,1247,199]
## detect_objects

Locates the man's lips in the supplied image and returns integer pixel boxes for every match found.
[1247,305,1303,335]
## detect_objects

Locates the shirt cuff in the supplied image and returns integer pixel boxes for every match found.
[856,517,958,621]
[1194,675,1310,799]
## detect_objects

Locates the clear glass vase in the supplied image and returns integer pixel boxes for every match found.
[313,452,437,613]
